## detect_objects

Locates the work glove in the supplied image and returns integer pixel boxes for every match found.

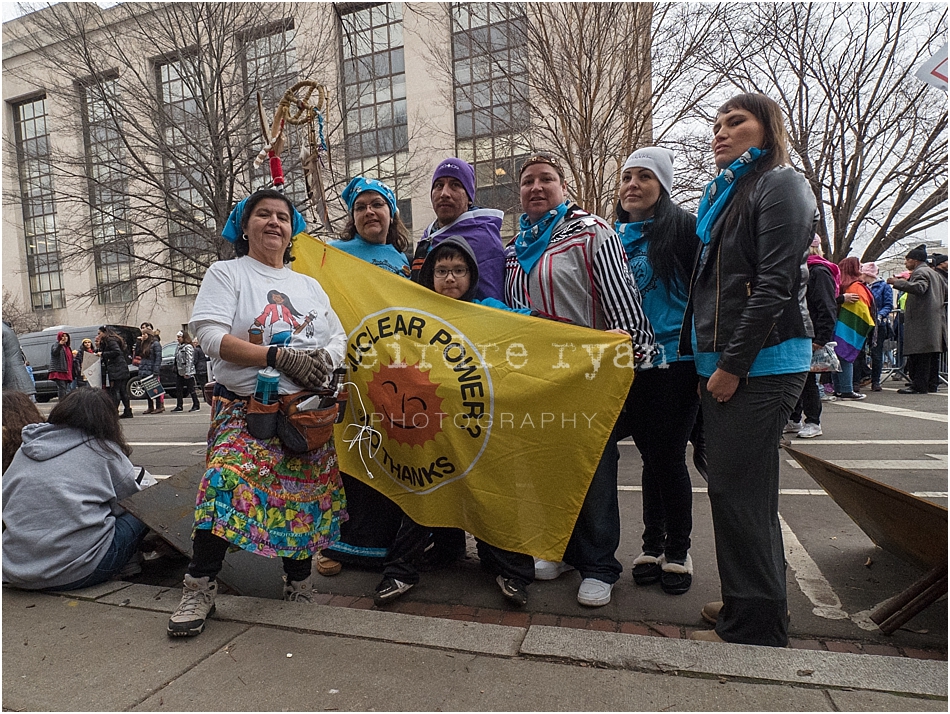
[275,347,334,391]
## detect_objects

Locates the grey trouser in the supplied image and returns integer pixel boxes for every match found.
[701,371,807,647]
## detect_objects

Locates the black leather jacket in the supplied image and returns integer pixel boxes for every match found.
[685,166,817,377]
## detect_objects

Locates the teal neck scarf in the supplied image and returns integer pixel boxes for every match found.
[514,201,570,275]
[695,148,764,245]
[615,220,652,260]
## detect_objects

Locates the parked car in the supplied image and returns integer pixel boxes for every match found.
[18,324,141,402]
[158,341,179,397]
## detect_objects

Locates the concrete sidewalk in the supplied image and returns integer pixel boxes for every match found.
[3,582,945,712]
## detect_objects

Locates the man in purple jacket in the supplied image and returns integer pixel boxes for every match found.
[410,157,506,301]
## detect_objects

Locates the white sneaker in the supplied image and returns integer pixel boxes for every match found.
[577,578,613,607]
[783,419,802,434]
[534,558,575,581]
[797,423,822,438]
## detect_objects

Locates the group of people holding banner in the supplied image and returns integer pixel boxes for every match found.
[166,91,818,649]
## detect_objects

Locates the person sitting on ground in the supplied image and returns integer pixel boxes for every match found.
[372,237,537,609]
[2,390,45,474]
[2,388,149,590]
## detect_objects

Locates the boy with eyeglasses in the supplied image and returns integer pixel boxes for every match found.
[372,236,534,609]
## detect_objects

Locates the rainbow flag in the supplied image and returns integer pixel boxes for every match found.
[833,299,874,362]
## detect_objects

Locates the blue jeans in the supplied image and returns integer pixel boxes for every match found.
[562,424,622,584]
[54,513,149,591]
[831,359,854,394]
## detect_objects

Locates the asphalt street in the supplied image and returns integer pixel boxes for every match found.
[36,377,947,654]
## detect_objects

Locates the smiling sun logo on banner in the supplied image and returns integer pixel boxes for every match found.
[346,308,493,494]
[292,235,635,560]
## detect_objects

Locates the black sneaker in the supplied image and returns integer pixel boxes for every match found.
[373,577,413,606]
[496,575,528,607]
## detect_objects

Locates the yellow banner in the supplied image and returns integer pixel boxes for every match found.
[293,234,635,560]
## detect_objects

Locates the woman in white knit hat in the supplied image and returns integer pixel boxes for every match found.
[613,147,701,595]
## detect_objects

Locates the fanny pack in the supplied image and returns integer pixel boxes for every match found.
[246,390,347,453]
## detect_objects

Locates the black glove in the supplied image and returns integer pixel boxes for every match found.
[275,347,334,391]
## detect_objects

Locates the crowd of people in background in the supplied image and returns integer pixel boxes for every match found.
[2,89,946,652]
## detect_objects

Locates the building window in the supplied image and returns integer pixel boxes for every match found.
[243,21,307,205]
[13,96,65,311]
[157,58,214,296]
[81,77,136,304]
[452,2,530,233]
[339,2,412,228]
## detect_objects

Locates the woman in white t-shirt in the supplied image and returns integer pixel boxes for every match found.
[167,189,347,638]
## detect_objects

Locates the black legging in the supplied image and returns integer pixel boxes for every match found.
[176,374,200,409]
[188,528,312,583]
[109,377,131,414]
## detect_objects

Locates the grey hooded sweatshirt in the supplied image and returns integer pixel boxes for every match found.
[2,423,142,589]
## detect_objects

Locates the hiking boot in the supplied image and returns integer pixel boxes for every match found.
[373,577,413,606]
[167,574,217,637]
[283,574,314,603]
[797,423,822,438]
[701,600,723,625]
[631,552,662,585]
[496,575,528,607]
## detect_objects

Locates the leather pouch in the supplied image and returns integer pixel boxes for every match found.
[246,397,279,440]
[276,391,338,453]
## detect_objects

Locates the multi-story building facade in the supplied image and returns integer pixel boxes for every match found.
[2,2,542,336]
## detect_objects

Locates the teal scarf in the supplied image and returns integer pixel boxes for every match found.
[695,148,764,245]
[615,220,651,260]
[514,201,570,275]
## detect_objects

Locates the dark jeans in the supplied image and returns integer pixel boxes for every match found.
[701,371,806,647]
[869,338,885,387]
[188,528,312,583]
[791,374,822,425]
[906,352,941,392]
[562,423,622,584]
[54,512,149,590]
[176,374,200,409]
[617,361,699,562]
[382,515,534,587]
[109,377,131,413]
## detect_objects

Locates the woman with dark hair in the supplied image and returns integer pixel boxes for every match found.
[613,147,700,595]
[688,93,816,646]
[330,176,411,276]
[172,328,201,412]
[97,326,133,419]
[830,256,873,400]
[507,152,656,608]
[49,331,74,400]
[320,176,410,577]
[139,328,165,414]
[168,188,347,637]
[2,390,45,474]
[73,338,93,389]
[2,388,149,590]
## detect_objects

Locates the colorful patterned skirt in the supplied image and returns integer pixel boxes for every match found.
[193,394,348,559]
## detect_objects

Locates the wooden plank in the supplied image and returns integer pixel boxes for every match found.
[119,464,284,599]
[784,446,947,571]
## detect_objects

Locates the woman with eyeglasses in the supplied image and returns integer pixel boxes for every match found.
[321,177,412,578]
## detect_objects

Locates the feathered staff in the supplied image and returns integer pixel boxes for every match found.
[254,80,332,230]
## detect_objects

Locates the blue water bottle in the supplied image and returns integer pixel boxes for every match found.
[254,367,281,405]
